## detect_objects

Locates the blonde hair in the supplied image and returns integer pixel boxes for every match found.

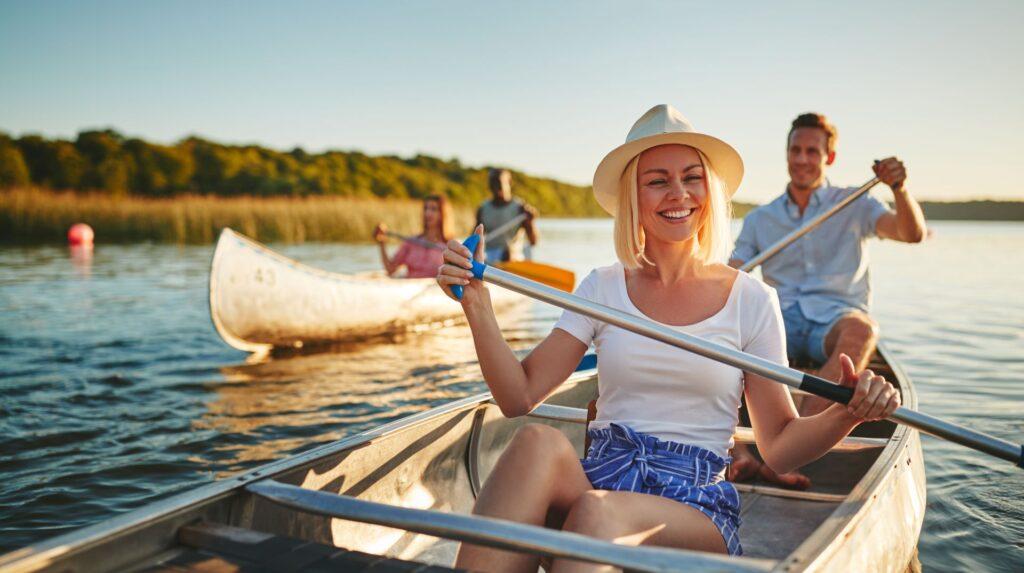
[613,148,733,268]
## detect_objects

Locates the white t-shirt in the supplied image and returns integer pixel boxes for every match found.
[554,263,787,458]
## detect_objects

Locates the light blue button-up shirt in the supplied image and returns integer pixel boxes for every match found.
[731,182,891,324]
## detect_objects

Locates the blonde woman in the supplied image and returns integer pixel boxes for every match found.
[437,105,899,571]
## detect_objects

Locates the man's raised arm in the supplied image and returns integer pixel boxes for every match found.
[873,157,927,243]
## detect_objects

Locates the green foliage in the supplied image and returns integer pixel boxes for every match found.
[2,130,603,216]
[0,135,31,187]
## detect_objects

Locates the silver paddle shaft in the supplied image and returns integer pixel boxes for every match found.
[740,177,882,272]
[481,265,1024,468]
[891,408,1021,464]
[484,212,529,243]
[384,213,528,252]
[383,231,441,250]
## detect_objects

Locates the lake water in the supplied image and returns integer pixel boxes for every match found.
[1,219,1022,571]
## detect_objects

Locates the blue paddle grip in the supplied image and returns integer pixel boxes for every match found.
[451,234,486,300]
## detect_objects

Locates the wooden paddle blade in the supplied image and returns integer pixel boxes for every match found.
[495,261,575,292]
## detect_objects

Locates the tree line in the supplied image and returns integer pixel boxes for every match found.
[0,129,605,217]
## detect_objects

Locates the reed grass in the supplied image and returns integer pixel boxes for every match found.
[0,188,476,244]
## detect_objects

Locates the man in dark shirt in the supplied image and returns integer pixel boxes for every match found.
[476,168,539,262]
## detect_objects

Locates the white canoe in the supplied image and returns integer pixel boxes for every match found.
[209,228,523,352]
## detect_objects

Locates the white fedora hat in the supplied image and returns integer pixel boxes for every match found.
[592,104,744,215]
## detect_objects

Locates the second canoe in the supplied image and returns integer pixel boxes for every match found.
[209,228,524,353]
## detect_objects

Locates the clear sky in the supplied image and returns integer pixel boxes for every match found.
[2,0,1022,202]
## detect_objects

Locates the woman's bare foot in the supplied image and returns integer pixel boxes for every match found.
[729,444,812,489]
[757,463,812,490]
[728,444,762,482]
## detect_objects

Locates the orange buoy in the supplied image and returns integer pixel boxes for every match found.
[67,223,95,247]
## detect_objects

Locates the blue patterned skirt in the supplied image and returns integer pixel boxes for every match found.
[580,423,743,556]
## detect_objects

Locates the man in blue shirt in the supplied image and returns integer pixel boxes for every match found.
[728,113,927,486]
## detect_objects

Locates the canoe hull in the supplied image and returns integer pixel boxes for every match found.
[0,347,926,572]
[209,228,523,352]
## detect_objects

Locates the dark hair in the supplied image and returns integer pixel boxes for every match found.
[423,194,454,241]
[788,113,838,155]
[488,168,511,190]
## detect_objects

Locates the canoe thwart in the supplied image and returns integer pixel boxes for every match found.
[732,483,848,503]
[527,403,589,423]
[245,479,774,573]
[730,426,890,452]
[526,403,890,452]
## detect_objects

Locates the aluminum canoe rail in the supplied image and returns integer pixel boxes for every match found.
[245,479,773,573]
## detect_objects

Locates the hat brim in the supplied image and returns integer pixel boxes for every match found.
[592,132,744,216]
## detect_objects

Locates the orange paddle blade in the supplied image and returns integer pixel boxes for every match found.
[495,261,575,292]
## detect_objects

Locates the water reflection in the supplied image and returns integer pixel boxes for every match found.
[199,303,548,471]
[68,245,93,278]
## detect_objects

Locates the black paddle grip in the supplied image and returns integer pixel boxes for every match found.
[799,373,855,405]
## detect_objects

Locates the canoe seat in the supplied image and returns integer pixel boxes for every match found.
[138,522,461,572]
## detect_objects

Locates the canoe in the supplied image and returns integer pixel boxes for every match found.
[0,344,925,572]
[209,228,524,353]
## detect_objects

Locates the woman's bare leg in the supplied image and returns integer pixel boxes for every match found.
[551,490,728,573]
[456,424,594,573]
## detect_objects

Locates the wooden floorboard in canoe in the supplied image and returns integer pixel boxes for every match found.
[136,523,465,573]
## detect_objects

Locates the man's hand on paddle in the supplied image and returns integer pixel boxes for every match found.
[872,157,907,192]
[838,354,901,422]
[521,203,538,223]
[438,225,489,306]
[372,223,388,244]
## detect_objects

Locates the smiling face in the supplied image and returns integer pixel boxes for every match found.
[787,127,833,192]
[636,144,707,246]
[423,198,441,232]
[489,169,512,203]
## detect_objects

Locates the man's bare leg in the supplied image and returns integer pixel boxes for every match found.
[729,315,879,488]
[800,313,879,416]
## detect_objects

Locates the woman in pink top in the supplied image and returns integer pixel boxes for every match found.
[373,194,453,278]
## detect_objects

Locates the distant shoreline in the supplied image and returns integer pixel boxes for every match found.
[1,188,1021,245]
[0,188,476,245]
[734,200,1024,222]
